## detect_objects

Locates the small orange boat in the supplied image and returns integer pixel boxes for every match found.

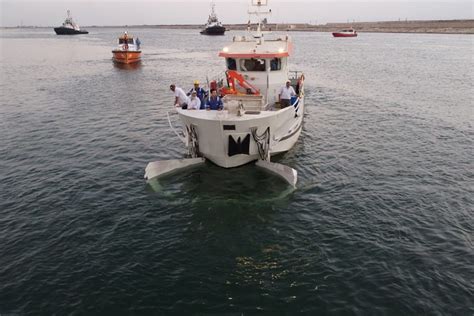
[112,32,141,64]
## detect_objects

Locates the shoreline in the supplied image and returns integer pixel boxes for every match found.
[3,19,474,34]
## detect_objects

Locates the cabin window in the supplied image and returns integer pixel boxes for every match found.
[240,58,266,72]
[119,39,134,44]
[226,58,237,70]
[270,58,281,71]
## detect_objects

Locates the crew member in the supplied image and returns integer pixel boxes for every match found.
[123,32,129,50]
[278,80,296,108]
[187,80,207,109]
[188,91,201,110]
[205,89,223,111]
[170,84,189,109]
[136,37,141,50]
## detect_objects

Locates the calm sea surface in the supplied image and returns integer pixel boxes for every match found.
[0,28,473,314]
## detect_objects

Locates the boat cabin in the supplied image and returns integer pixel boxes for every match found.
[119,37,134,45]
[219,35,294,105]
[116,33,141,51]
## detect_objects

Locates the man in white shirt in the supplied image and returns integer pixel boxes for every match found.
[187,91,201,110]
[278,80,296,108]
[170,84,189,109]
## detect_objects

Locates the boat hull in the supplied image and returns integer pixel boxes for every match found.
[112,50,141,64]
[177,100,304,168]
[54,27,88,35]
[200,26,226,35]
[332,32,357,37]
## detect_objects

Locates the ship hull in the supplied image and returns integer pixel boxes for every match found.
[176,99,304,168]
[112,50,142,64]
[332,32,357,37]
[200,26,226,35]
[54,27,88,35]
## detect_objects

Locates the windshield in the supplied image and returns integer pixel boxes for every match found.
[119,39,134,44]
[240,58,266,72]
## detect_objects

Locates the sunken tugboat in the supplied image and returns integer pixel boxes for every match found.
[54,10,88,35]
[200,2,226,35]
[112,32,142,64]
[145,0,305,187]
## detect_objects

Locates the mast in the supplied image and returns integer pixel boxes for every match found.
[247,0,272,39]
[211,2,216,17]
[208,1,218,23]
[247,1,273,103]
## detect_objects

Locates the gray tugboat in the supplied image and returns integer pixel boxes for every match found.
[200,2,226,35]
[54,10,88,35]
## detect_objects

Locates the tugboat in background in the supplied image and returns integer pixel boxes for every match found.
[332,28,358,37]
[200,2,226,35]
[112,32,142,64]
[54,10,88,35]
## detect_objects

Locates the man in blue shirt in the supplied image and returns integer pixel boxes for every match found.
[188,80,207,109]
[136,37,141,50]
[205,89,223,111]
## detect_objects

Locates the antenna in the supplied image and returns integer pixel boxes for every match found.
[248,0,272,38]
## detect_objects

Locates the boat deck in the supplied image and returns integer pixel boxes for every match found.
[176,107,281,121]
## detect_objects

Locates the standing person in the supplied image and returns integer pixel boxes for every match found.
[123,31,129,50]
[205,89,223,111]
[187,80,207,109]
[187,91,201,110]
[136,37,141,50]
[278,80,296,108]
[170,84,189,109]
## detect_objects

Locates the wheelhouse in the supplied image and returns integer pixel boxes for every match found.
[119,38,134,45]
[218,35,293,104]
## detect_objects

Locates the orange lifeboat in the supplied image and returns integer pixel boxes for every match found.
[112,32,141,64]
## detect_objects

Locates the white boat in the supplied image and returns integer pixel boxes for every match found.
[145,0,305,187]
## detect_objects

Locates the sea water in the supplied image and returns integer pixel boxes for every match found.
[0,28,472,314]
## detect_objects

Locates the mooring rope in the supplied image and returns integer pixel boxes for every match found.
[250,126,270,161]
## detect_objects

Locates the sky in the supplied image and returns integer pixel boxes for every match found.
[0,0,472,27]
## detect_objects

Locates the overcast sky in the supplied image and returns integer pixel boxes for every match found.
[0,0,472,27]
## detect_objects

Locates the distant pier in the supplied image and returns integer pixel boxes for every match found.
[7,19,474,34]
